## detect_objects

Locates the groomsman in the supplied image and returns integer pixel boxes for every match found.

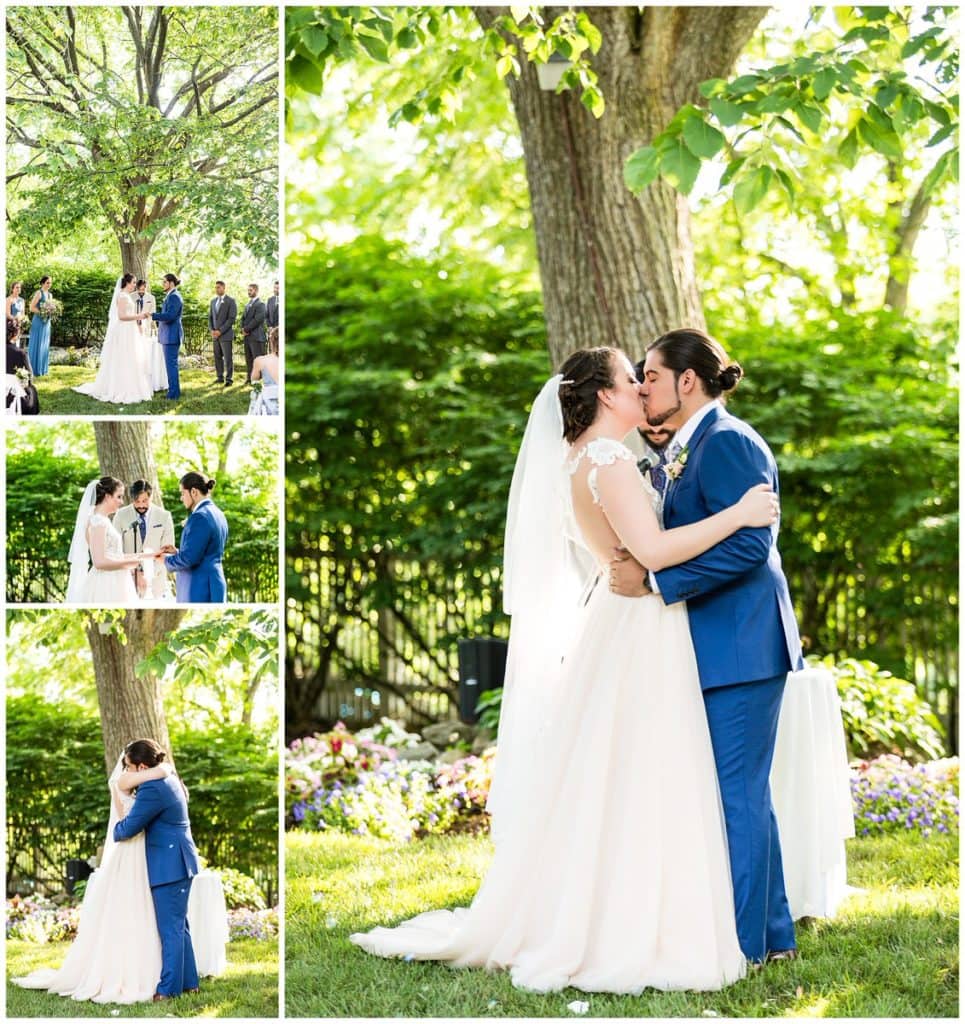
[209,281,237,387]
[115,480,175,598]
[266,280,279,332]
[136,280,157,319]
[241,283,267,385]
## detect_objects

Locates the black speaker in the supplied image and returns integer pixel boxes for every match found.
[65,858,93,895]
[457,637,508,723]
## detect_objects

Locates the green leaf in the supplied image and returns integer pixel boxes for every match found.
[927,124,956,148]
[623,145,660,193]
[756,91,793,115]
[733,165,774,215]
[357,32,389,64]
[682,116,726,159]
[857,116,903,161]
[812,66,838,102]
[838,127,859,168]
[794,102,822,134]
[924,100,952,127]
[901,26,944,60]
[709,97,744,127]
[728,73,764,96]
[287,53,323,94]
[659,136,702,194]
[921,150,953,196]
[776,115,805,143]
[396,26,419,49]
[775,167,796,204]
[301,26,329,59]
[576,13,603,54]
[580,84,605,119]
[719,155,747,188]
[699,77,728,99]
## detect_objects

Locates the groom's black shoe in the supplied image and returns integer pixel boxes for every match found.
[765,949,799,963]
[224,379,232,387]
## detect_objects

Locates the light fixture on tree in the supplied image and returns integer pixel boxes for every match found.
[536,51,572,92]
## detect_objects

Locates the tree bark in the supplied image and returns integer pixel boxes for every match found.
[473,6,768,366]
[884,174,933,315]
[86,610,185,773]
[117,236,155,283]
[93,421,163,507]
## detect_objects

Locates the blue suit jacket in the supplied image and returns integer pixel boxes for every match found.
[654,405,803,690]
[112,775,200,888]
[153,289,184,346]
[164,499,228,602]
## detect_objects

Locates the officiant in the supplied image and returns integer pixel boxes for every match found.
[114,480,175,599]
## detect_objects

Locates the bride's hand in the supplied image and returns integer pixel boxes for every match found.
[737,483,780,527]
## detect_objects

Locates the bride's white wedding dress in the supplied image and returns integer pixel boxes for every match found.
[351,438,746,993]
[74,291,152,404]
[13,769,162,1003]
[70,513,138,604]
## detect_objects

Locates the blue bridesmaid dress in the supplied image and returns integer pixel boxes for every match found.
[27,289,52,376]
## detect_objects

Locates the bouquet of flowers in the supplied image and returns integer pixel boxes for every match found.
[251,379,264,395]
[14,367,30,386]
[39,297,63,322]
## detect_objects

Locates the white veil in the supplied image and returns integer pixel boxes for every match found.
[101,753,126,869]
[65,479,99,603]
[486,375,598,843]
[107,276,124,330]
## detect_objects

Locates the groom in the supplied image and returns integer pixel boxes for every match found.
[161,472,229,602]
[612,328,804,965]
[113,738,200,1000]
[152,273,184,400]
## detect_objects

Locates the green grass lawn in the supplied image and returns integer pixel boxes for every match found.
[32,365,254,416]
[7,937,278,1018]
[286,830,959,1018]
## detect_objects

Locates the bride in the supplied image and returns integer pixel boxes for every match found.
[12,754,173,1003]
[73,274,152,404]
[66,477,164,604]
[351,346,781,993]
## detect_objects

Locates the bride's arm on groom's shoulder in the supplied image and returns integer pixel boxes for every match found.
[116,764,171,794]
[88,522,144,571]
[596,456,776,575]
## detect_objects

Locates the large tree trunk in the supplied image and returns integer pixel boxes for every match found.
[116,235,155,283]
[474,6,768,366]
[86,610,185,773]
[93,421,163,506]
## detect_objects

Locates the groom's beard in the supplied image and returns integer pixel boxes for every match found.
[644,397,682,428]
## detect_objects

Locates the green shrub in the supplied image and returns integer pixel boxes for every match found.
[215,867,267,910]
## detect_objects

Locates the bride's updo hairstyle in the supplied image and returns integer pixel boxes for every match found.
[94,476,124,503]
[125,738,167,768]
[647,328,743,399]
[120,273,135,289]
[180,471,215,494]
[558,346,618,444]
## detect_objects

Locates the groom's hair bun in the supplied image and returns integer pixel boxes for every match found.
[180,471,215,494]
[647,328,742,399]
[95,476,124,503]
[558,346,618,443]
[124,738,167,768]
[163,273,181,286]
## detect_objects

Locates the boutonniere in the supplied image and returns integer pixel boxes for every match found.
[665,445,690,481]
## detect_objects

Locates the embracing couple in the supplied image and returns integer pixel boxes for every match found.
[14,740,200,1003]
[73,273,184,404]
[352,328,804,992]
[66,472,229,604]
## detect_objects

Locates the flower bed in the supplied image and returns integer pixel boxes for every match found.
[227,906,278,942]
[851,755,959,837]
[287,721,495,842]
[6,895,80,943]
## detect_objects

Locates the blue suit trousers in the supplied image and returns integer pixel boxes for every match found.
[152,877,198,996]
[703,674,796,962]
[163,343,181,399]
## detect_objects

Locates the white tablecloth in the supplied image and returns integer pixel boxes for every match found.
[771,666,857,920]
[188,870,229,977]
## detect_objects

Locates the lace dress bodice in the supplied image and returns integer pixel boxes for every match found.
[567,437,660,507]
[116,292,135,318]
[87,512,123,563]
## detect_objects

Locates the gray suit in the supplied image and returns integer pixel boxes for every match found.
[115,502,175,598]
[266,294,279,329]
[209,294,238,383]
[241,297,267,381]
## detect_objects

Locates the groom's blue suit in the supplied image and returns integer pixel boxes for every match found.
[152,289,184,399]
[654,404,804,962]
[113,775,200,996]
[164,498,228,602]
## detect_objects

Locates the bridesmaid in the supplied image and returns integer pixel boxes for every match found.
[27,274,53,376]
[6,281,26,343]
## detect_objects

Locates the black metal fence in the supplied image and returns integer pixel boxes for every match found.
[292,553,958,750]
[7,824,276,904]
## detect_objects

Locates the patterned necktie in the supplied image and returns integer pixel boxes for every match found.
[649,448,669,492]
[138,512,147,543]
[136,296,143,312]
